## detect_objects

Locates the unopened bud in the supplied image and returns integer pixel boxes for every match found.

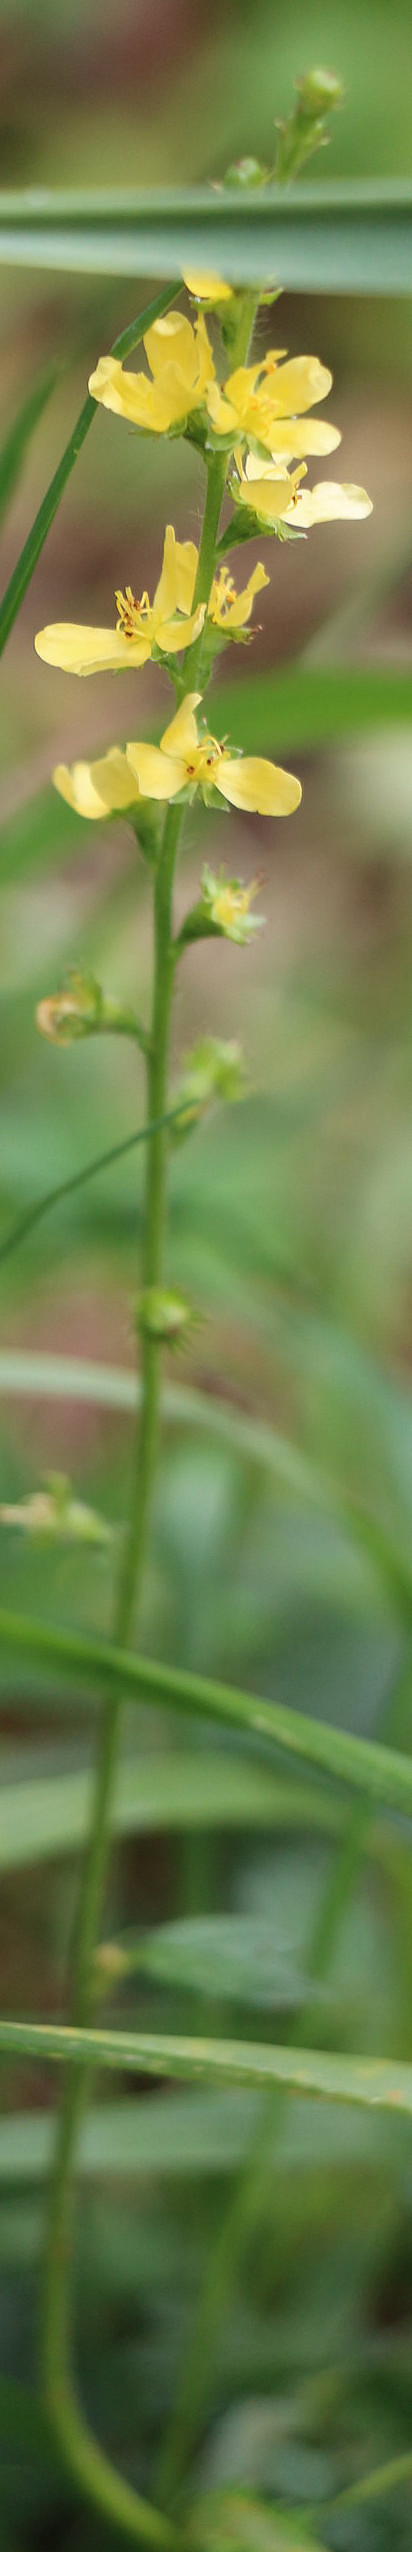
[0,1472,112,1546]
[296,66,343,118]
[36,971,143,1047]
[136,1287,192,1347]
[171,1037,245,1140]
[223,156,270,189]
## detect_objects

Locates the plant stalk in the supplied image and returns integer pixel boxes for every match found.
[39,283,258,2541]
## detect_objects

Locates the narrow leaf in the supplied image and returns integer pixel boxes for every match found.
[0,280,177,656]
[136,1916,324,2010]
[215,664,412,759]
[1,1605,412,1820]
[0,1758,336,1873]
[0,2084,387,2186]
[0,363,57,532]
[2,2018,412,2117]
[0,182,410,292]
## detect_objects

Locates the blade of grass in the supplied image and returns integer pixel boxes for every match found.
[2,1607,412,1818]
[0,363,58,532]
[2,2018,412,2117]
[0,280,178,657]
[0,182,410,292]
[0,1101,187,1268]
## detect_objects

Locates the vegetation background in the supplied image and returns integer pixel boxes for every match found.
[1,1,412,2545]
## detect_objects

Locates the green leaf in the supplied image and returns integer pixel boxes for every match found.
[138,1917,324,2010]
[0,1757,338,1873]
[0,280,177,658]
[2,2017,412,2118]
[0,2084,389,2188]
[0,363,58,533]
[2,1605,412,1821]
[215,664,412,758]
[0,182,410,292]
[191,2490,326,2552]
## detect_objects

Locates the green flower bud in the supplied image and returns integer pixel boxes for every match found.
[223,156,270,189]
[0,1472,112,1546]
[136,1288,192,1346]
[36,970,145,1048]
[295,66,343,118]
[171,1038,245,1140]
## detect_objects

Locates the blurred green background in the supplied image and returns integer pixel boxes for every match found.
[2,2,412,2545]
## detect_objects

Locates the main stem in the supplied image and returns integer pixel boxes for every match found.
[39,290,258,2543]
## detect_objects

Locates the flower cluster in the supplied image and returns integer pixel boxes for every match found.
[35,275,372,1073]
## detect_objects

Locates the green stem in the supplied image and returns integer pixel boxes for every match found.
[40,812,181,2545]
[38,283,259,2541]
[156,1651,411,2508]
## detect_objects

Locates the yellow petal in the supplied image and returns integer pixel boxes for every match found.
[53,749,137,819]
[183,270,233,302]
[144,311,199,383]
[217,757,302,816]
[152,523,197,622]
[265,354,333,415]
[90,748,141,810]
[161,692,202,756]
[156,604,205,654]
[267,418,341,459]
[126,742,183,800]
[292,479,373,527]
[211,561,269,628]
[206,381,239,435]
[88,354,186,433]
[235,472,296,523]
[35,623,150,676]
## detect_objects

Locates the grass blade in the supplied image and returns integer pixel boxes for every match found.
[0,363,58,532]
[2,2017,412,2116]
[0,182,410,292]
[2,1606,412,1817]
[0,280,178,657]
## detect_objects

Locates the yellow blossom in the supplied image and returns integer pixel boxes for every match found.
[126,693,301,817]
[206,346,341,462]
[89,312,215,436]
[232,450,373,530]
[35,526,205,677]
[201,867,265,944]
[183,270,233,303]
[209,560,269,631]
[53,747,139,821]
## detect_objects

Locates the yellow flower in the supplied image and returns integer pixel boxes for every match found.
[126,693,301,817]
[209,560,269,632]
[206,346,341,462]
[35,527,205,678]
[201,867,265,944]
[53,747,139,820]
[89,312,215,436]
[183,270,233,303]
[232,451,373,530]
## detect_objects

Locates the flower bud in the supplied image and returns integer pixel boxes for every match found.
[36,971,143,1047]
[170,1037,245,1140]
[180,867,265,949]
[0,1472,112,1546]
[136,1287,192,1347]
[223,157,270,188]
[295,66,343,118]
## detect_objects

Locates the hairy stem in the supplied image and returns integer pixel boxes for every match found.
[39,284,258,2541]
[40,803,181,2547]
